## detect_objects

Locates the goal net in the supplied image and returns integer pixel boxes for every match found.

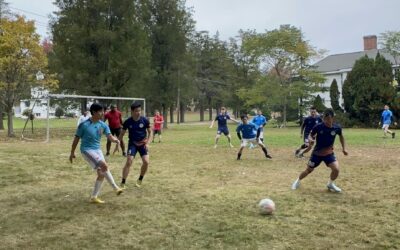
[19,94,145,142]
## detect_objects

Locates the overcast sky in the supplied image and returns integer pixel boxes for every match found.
[6,0,400,55]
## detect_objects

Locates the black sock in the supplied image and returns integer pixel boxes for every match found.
[237,153,241,160]
[122,178,126,184]
[138,175,144,181]
[262,147,268,156]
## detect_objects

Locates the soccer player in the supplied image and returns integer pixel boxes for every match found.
[251,109,268,143]
[77,109,90,126]
[209,107,237,148]
[152,110,164,143]
[295,106,322,158]
[379,105,396,139]
[104,104,126,156]
[118,102,151,189]
[291,109,348,193]
[69,103,123,204]
[236,114,272,160]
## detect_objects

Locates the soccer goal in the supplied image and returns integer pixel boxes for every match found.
[41,94,145,142]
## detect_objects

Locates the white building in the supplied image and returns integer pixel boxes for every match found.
[313,35,400,108]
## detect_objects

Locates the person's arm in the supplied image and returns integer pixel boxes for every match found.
[237,132,242,140]
[339,134,348,156]
[69,136,80,163]
[300,120,305,137]
[209,119,215,128]
[146,127,152,146]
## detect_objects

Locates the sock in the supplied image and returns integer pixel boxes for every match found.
[328,180,334,185]
[102,170,118,189]
[237,153,241,160]
[301,144,307,149]
[262,147,268,156]
[122,178,126,184]
[92,180,103,198]
[138,175,144,181]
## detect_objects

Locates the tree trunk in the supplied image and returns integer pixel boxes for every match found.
[208,97,212,121]
[199,101,204,122]
[81,99,88,114]
[180,102,185,123]
[169,105,174,123]
[162,104,168,129]
[0,105,4,130]
[283,96,287,128]
[7,110,14,137]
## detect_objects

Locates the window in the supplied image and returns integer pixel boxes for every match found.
[36,113,41,117]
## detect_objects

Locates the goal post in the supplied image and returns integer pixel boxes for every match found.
[45,94,146,142]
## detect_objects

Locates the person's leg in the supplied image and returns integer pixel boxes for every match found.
[106,139,112,155]
[258,140,272,159]
[292,155,321,190]
[121,155,134,188]
[237,146,245,160]
[227,133,233,147]
[115,128,126,156]
[214,133,221,148]
[98,162,121,192]
[136,154,149,187]
[326,159,342,192]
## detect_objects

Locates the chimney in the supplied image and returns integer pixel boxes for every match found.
[363,35,377,51]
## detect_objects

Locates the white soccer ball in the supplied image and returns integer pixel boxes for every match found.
[258,198,275,215]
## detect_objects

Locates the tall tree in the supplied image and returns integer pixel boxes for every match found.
[0,0,10,130]
[343,54,395,125]
[330,78,343,112]
[50,0,151,102]
[0,16,57,136]
[380,31,400,65]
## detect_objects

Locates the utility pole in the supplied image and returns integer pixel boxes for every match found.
[177,68,180,124]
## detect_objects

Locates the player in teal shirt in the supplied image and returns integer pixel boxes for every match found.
[379,105,396,138]
[70,103,123,204]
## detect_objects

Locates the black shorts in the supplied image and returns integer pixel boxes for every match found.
[110,127,122,137]
[153,129,162,135]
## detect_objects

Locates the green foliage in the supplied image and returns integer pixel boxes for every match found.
[329,79,343,112]
[313,95,326,113]
[343,54,396,126]
[55,107,65,118]
[22,109,32,117]
[380,31,400,65]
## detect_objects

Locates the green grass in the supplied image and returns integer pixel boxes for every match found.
[0,125,399,249]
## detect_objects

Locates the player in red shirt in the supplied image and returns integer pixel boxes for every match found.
[104,104,126,156]
[152,110,164,143]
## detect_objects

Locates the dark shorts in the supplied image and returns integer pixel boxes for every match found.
[307,153,337,168]
[127,144,148,157]
[110,127,122,137]
[217,127,229,136]
[153,129,162,135]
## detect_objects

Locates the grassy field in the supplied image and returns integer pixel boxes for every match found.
[0,124,399,249]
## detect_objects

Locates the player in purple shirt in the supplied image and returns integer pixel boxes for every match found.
[291,109,348,193]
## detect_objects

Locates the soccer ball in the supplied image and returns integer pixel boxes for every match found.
[258,198,275,215]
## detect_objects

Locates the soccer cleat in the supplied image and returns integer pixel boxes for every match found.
[392,132,396,139]
[229,143,234,148]
[291,179,300,190]
[135,180,142,188]
[265,154,272,159]
[327,182,342,193]
[115,187,124,195]
[105,152,110,156]
[122,152,127,157]
[90,197,105,204]
[295,149,301,157]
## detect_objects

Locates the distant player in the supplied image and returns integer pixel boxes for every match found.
[118,102,151,189]
[295,106,322,158]
[236,114,272,160]
[69,103,123,204]
[251,109,268,143]
[379,105,396,139]
[104,104,126,156]
[209,107,237,148]
[152,110,164,143]
[291,109,348,193]
[77,109,90,126]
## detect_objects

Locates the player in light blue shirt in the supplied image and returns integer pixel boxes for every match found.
[379,105,396,138]
[70,103,123,204]
[251,109,268,142]
[236,114,272,160]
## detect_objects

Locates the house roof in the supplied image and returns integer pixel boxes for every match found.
[313,49,400,74]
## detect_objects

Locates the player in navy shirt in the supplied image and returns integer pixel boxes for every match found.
[117,102,151,189]
[236,114,272,160]
[379,105,396,138]
[291,109,348,193]
[295,106,322,158]
[209,107,238,148]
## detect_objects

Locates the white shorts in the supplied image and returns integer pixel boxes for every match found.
[81,149,105,169]
[382,124,390,131]
[241,138,264,147]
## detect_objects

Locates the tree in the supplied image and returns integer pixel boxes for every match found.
[0,16,57,137]
[0,0,10,130]
[313,95,326,113]
[380,31,400,65]
[330,79,343,112]
[239,25,325,125]
[342,54,395,126]
[55,107,65,118]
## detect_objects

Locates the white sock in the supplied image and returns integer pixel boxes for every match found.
[92,180,103,198]
[102,170,118,189]
[328,180,334,185]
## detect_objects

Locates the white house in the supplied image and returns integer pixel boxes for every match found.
[313,35,400,108]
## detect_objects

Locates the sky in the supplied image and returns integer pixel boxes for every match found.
[6,0,400,55]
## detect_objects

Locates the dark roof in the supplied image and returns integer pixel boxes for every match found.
[313,49,400,73]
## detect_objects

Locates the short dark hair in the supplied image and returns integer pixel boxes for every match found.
[310,106,317,110]
[90,103,104,115]
[323,108,335,118]
[240,114,248,120]
[131,102,141,111]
